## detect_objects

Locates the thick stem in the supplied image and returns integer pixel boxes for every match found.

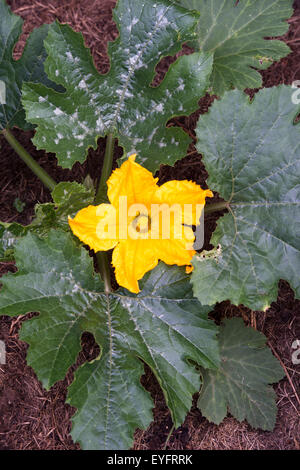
[2,128,56,191]
[95,133,115,204]
[204,201,229,215]
[96,252,112,294]
[94,133,115,293]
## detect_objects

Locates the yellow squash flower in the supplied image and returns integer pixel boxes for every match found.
[68,155,213,293]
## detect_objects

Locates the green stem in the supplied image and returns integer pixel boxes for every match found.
[204,201,229,215]
[163,424,175,450]
[94,133,115,293]
[95,133,115,204]
[96,252,112,294]
[2,128,56,191]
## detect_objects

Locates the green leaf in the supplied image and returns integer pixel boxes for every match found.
[0,181,94,260]
[192,85,300,310]
[0,222,27,260]
[51,181,95,226]
[178,0,292,95]
[22,0,213,171]
[0,230,219,449]
[0,0,59,130]
[198,318,284,431]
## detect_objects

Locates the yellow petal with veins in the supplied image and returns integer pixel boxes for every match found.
[154,239,195,267]
[151,223,196,267]
[107,154,158,209]
[112,239,158,293]
[112,211,195,293]
[154,180,213,225]
[68,204,118,252]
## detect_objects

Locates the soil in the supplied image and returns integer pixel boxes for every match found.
[0,0,300,451]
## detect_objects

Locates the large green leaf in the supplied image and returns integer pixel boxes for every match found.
[22,0,213,171]
[0,181,94,260]
[0,230,219,449]
[198,318,284,431]
[192,85,300,310]
[178,0,292,95]
[0,0,59,130]
[0,222,26,261]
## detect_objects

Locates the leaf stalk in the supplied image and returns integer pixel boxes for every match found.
[96,252,112,295]
[1,128,56,191]
[95,133,115,293]
[95,133,115,204]
[204,201,229,214]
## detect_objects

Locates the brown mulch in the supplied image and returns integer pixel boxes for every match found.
[0,0,300,450]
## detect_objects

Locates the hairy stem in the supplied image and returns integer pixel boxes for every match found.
[2,128,56,191]
[204,201,229,214]
[95,133,115,293]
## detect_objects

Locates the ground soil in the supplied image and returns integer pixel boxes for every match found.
[0,0,300,451]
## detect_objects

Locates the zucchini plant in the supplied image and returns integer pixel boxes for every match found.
[0,0,297,450]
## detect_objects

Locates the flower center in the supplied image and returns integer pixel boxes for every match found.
[132,213,151,234]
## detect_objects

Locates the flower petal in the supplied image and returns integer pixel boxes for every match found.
[107,154,158,209]
[154,180,213,225]
[151,226,196,267]
[68,204,118,252]
[147,203,196,266]
[112,239,158,293]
